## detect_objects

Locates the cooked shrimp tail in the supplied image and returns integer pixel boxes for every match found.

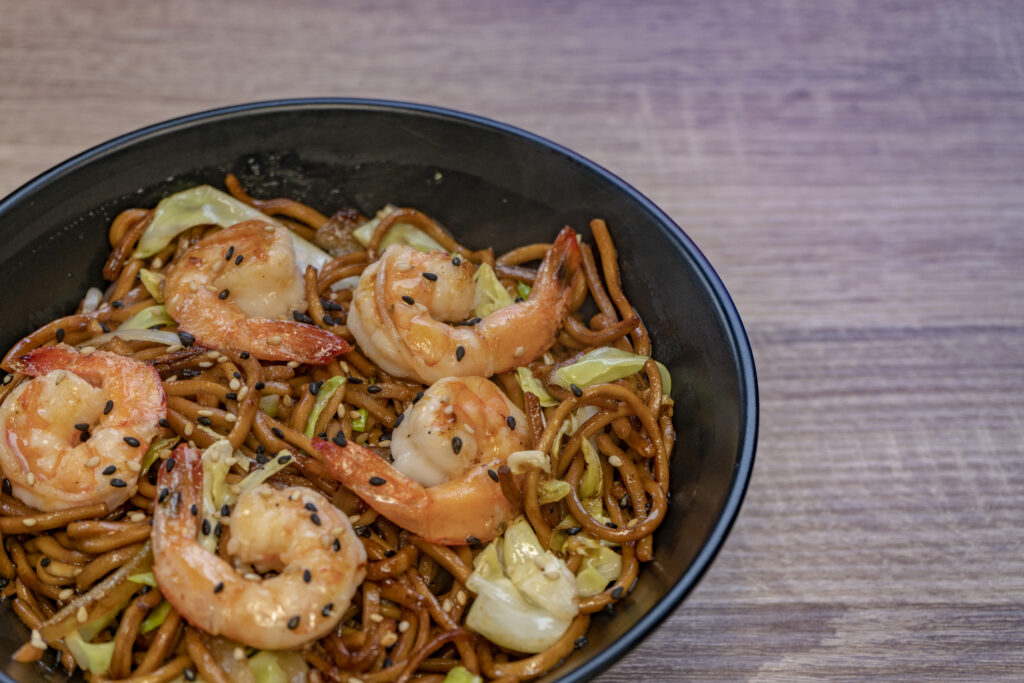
[533,225,583,304]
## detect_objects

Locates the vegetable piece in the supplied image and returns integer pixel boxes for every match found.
[234,451,295,497]
[516,281,532,300]
[141,600,173,634]
[352,205,445,253]
[81,287,103,313]
[65,631,115,675]
[473,262,514,317]
[551,347,673,396]
[575,544,623,598]
[303,376,345,437]
[515,367,558,407]
[128,572,157,588]
[464,518,578,653]
[131,185,330,274]
[258,394,280,417]
[199,440,234,552]
[118,305,175,330]
[537,479,571,504]
[139,268,165,303]
[443,666,484,683]
[76,329,181,349]
[249,650,308,683]
[142,436,180,473]
[351,408,368,432]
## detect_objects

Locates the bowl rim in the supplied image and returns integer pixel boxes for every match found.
[0,98,758,682]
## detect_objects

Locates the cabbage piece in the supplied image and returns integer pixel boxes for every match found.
[142,436,180,473]
[77,329,181,349]
[65,631,115,675]
[131,185,330,274]
[304,376,345,437]
[473,262,514,317]
[258,394,280,417]
[234,450,295,497]
[575,545,623,598]
[464,518,578,653]
[515,367,558,407]
[119,305,175,330]
[550,347,673,396]
[248,650,308,683]
[81,287,103,313]
[443,666,483,683]
[352,205,445,253]
[141,600,173,634]
[538,479,571,504]
[199,440,234,552]
[138,268,165,303]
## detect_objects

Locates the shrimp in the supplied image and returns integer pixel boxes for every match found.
[152,444,366,650]
[0,346,165,512]
[347,226,581,383]
[163,220,350,364]
[313,376,530,545]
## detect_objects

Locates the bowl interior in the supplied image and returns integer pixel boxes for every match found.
[0,100,756,682]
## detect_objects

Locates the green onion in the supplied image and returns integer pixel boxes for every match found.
[351,408,368,432]
[516,281,532,299]
[473,262,514,317]
[515,367,558,407]
[141,600,173,634]
[127,572,157,588]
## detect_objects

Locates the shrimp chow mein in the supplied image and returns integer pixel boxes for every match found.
[0,175,676,683]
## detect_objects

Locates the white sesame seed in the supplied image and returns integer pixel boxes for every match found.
[128,511,146,522]
[206,350,220,359]
[165,344,183,353]
[441,598,453,613]
[127,461,142,473]
[229,379,241,391]
[514,346,525,358]
[398,620,410,633]
[230,484,241,495]
[340,361,349,373]
[443,405,454,415]
[233,647,246,661]
[198,361,213,369]
[76,606,88,623]
[84,456,100,468]
[348,514,361,524]
[244,572,261,580]
[80,347,95,356]
[224,413,237,423]
[608,455,623,468]
[59,588,74,600]
[267,336,283,346]
[456,590,467,605]
[395,262,412,271]
[289,491,301,501]
[166,374,178,382]
[463,424,475,435]
[236,386,249,401]
[378,439,391,447]
[627,518,640,528]
[287,360,299,368]
[26,472,35,486]
[197,409,213,417]
[350,410,361,419]
[184,423,194,436]
[217,356,229,364]
[204,285,219,293]
[30,630,46,650]
[381,632,398,647]
[368,613,384,623]
[151,257,163,269]
[22,518,37,527]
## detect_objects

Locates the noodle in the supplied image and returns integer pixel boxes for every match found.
[0,176,676,681]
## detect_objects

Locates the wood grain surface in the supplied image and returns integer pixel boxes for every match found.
[2,1,1023,680]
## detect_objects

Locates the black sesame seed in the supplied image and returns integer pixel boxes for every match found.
[110,478,127,488]
[293,310,314,324]
[367,384,382,394]
[56,328,65,343]
[574,636,589,649]
[1,478,11,494]
[190,504,198,516]
[235,254,244,265]
[332,432,348,447]
[455,345,465,361]
[570,383,583,397]
[393,413,405,429]
[99,321,111,333]
[422,272,438,281]
[487,469,499,482]
[171,491,181,512]
[256,452,270,465]
[112,300,124,309]
[221,504,230,517]
[514,296,524,303]
[303,569,311,583]
[40,557,51,567]
[310,513,321,526]
[347,377,363,384]
[180,368,200,378]
[321,298,343,311]
[321,603,333,617]
[159,418,171,428]
[184,668,196,681]
[412,390,424,404]
[401,295,415,305]
[567,526,582,535]
[369,476,387,486]
[611,586,624,599]
[225,392,237,400]
[254,381,265,390]
[214,522,222,537]
[451,436,463,454]
[163,459,175,473]
[202,519,211,535]
[322,314,336,326]
[309,380,323,395]
[197,416,212,426]
[104,400,114,415]
[287,616,300,630]
[384,549,397,558]
[239,351,250,360]
[225,246,235,261]
[101,465,116,476]
[384,657,394,667]
[80,430,91,442]
[605,521,618,529]
[317,431,327,439]
[506,416,516,430]
[218,289,230,300]
[452,256,461,266]
[233,371,241,379]
[177,332,195,347]
[355,526,371,537]
[124,436,141,447]
[332,538,341,552]
[278,454,292,465]
[303,503,318,514]
[214,582,224,594]
[74,422,89,431]
[271,427,284,439]
[158,488,169,503]
[466,535,480,544]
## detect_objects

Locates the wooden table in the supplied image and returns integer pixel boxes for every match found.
[2,1,1022,679]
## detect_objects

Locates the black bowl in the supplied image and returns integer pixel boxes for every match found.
[0,99,757,682]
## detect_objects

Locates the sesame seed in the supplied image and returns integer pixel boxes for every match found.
[213,582,224,593]
[80,430,91,442]
[451,256,461,266]
[567,526,582,535]
[466,535,480,544]
[441,598,453,612]
[202,519,211,535]
[22,518,37,527]
[56,328,65,343]
[332,432,348,447]
[184,423,194,436]
[159,418,171,428]
[224,413,236,423]
[74,422,89,431]
[229,378,241,391]
[451,436,463,454]
[233,647,245,661]
[609,455,624,467]
[310,513,321,526]
[184,669,196,681]
[59,588,74,600]
[514,346,525,358]
[278,454,292,464]
[204,285,219,294]
[401,295,415,305]
[40,557,51,567]
[570,383,583,397]
[395,261,412,272]
[333,538,341,552]
[26,472,36,486]
[254,381,265,390]
[367,384,382,394]
[487,469,499,482]
[456,590,467,605]
[369,613,384,623]
[381,633,398,648]
[272,427,284,439]
[28,629,46,651]
[422,272,438,281]
[398,620,410,633]
[575,636,589,649]
[77,606,89,623]
[198,361,213,369]
[190,504,198,516]
[225,246,235,260]
[197,416,212,426]
[309,380,323,396]
[369,476,386,486]
[0,478,9,494]
[267,336,282,346]
[413,390,424,404]
[80,346,96,355]
[102,465,117,475]
[455,345,465,361]
[444,404,454,415]
[287,615,300,630]
[158,488,169,503]
[611,586,624,599]
[197,409,213,417]
[112,300,124,309]
[239,351,250,359]
[177,332,195,347]
[303,569,311,583]
[235,254,244,265]
[124,436,141,447]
